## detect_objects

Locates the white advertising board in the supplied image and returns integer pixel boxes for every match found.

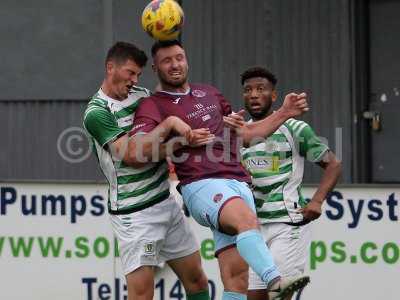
[0,183,398,299]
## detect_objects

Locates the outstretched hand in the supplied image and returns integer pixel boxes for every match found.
[280,92,309,118]
[223,109,246,130]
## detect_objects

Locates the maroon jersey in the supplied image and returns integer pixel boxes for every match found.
[131,83,251,185]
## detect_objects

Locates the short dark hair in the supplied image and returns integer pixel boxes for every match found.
[240,66,278,87]
[106,41,148,67]
[151,39,183,57]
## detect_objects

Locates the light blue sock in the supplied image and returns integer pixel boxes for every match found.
[222,291,246,300]
[236,229,281,286]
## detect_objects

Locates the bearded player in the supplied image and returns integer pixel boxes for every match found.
[131,40,310,300]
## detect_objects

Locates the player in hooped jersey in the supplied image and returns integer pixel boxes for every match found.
[83,42,212,300]
[237,67,342,300]
[131,40,310,300]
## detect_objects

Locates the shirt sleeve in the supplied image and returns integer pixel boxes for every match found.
[83,106,125,147]
[130,98,162,136]
[214,88,232,116]
[293,121,329,162]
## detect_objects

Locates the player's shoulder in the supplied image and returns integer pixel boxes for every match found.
[137,93,157,105]
[191,83,220,95]
[285,118,309,127]
[87,92,109,109]
[84,93,111,123]
[283,118,311,135]
[134,94,162,114]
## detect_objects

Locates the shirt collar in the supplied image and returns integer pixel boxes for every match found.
[159,87,191,96]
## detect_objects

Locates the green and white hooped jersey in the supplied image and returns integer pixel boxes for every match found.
[83,87,170,215]
[241,118,329,224]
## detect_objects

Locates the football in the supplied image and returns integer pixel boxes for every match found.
[141,0,184,41]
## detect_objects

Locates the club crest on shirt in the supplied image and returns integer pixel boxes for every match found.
[213,193,223,203]
[192,89,206,98]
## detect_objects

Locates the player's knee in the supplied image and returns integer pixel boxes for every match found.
[127,284,154,300]
[236,213,259,232]
[184,269,209,293]
[221,267,249,293]
[126,269,154,299]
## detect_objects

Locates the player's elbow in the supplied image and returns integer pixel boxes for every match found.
[334,159,342,175]
[328,156,342,177]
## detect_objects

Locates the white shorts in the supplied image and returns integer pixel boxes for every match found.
[110,195,199,275]
[248,222,311,290]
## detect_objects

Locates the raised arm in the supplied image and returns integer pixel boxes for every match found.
[224,92,309,145]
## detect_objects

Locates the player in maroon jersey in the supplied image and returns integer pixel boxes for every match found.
[131,40,309,300]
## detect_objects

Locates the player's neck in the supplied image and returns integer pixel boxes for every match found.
[160,82,190,94]
[101,80,122,101]
[252,110,273,121]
